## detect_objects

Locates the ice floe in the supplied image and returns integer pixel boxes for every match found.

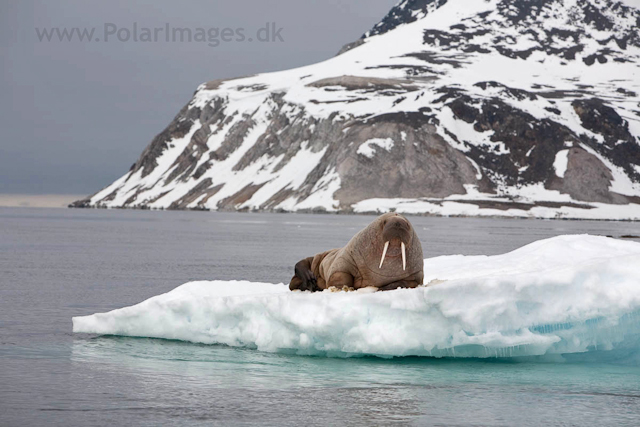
[73,235,640,358]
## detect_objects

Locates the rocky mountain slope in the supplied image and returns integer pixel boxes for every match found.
[73,0,640,219]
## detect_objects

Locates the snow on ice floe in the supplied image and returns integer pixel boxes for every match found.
[73,235,640,359]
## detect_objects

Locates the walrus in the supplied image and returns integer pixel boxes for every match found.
[289,213,424,292]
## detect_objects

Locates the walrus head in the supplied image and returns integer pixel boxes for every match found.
[379,213,413,271]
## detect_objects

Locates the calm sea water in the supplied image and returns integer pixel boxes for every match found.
[1,207,639,426]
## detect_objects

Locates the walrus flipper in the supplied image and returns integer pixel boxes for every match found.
[327,271,354,289]
[291,256,318,291]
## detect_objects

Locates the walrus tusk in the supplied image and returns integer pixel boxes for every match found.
[379,241,389,268]
[401,242,406,271]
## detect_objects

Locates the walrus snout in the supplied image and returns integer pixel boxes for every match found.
[378,239,407,270]
[380,216,411,271]
[382,216,411,243]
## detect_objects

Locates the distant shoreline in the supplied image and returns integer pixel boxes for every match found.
[68,202,640,222]
[0,194,85,208]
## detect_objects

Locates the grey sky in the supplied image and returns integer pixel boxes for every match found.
[1,0,397,194]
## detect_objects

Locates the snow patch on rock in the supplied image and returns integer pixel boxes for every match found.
[553,150,570,178]
[356,138,395,158]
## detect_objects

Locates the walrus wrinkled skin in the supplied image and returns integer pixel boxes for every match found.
[289,213,424,292]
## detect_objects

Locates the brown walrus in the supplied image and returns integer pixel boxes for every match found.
[289,213,424,292]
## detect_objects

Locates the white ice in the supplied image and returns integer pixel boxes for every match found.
[73,235,640,358]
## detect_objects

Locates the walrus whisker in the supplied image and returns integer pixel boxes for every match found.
[401,241,406,271]
[379,241,389,268]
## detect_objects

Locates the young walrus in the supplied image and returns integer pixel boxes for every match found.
[289,213,424,292]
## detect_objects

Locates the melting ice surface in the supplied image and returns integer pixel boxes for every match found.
[73,235,640,359]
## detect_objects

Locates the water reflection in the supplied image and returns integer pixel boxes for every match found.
[71,335,640,389]
[68,336,640,425]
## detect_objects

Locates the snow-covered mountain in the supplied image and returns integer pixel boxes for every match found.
[73,0,640,219]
